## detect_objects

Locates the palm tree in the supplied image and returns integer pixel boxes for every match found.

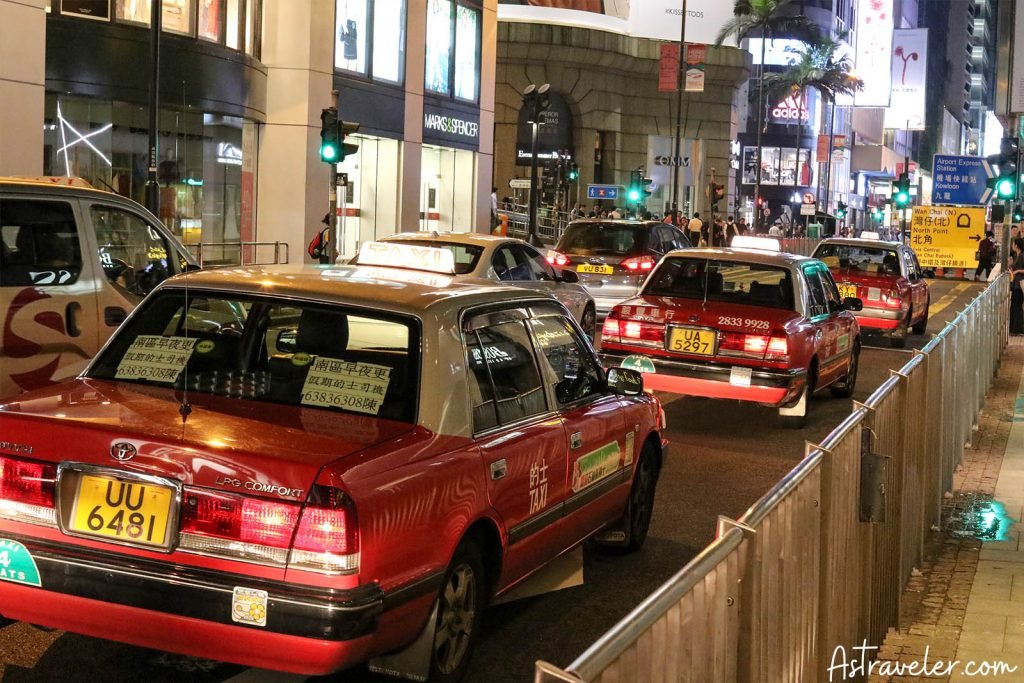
[716,0,821,228]
[758,35,863,216]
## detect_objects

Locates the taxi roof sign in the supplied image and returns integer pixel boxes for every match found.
[730,236,781,252]
[354,241,457,275]
[859,231,881,240]
[0,176,96,189]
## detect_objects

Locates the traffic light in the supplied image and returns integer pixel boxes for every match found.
[836,201,847,219]
[871,205,883,221]
[338,120,360,162]
[642,177,654,200]
[627,170,642,203]
[988,136,1020,201]
[893,173,911,208]
[568,163,579,182]
[319,107,340,163]
[709,183,725,205]
[1015,204,1024,222]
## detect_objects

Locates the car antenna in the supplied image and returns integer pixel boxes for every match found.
[179,266,192,427]
[702,259,710,311]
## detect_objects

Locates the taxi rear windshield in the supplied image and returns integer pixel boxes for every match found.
[388,240,483,275]
[87,290,419,423]
[814,244,901,276]
[645,257,795,310]
[557,223,648,256]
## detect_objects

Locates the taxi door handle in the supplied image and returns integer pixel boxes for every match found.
[65,302,82,338]
[570,432,583,449]
[489,459,507,481]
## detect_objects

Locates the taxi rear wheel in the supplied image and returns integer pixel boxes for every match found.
[890,311,911,348]
[831,343,859,398]
[581,305,597,342]
[430,541,486,682]
[595,441,659,554]
[780,367,815,429]
[911,300,929,335]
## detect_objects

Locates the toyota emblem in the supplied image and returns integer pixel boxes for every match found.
[110,442,137,462]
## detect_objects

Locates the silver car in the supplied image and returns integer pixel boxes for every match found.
[379,232,597,338]
[549,220,691,316]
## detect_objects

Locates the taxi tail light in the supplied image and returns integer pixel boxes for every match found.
[719,332,769,359]
[765,334,789,360]
[180,488,299,548]
[607,317,665,349]
[289,485,359,574]
[621,255,656,272]
[0,456,56,509]
[546,250,571,267]
[602,315,622,344]
[882,289,902,309]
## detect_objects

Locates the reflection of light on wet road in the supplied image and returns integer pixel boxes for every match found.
[944,494,1015,542]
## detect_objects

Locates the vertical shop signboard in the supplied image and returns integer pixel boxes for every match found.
[659,44,679,93]
[684,45,706,93]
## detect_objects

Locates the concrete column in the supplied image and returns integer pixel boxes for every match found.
[256,0,334,263]
[0,0,45,175]
[399,0,425,232]
[475,0,497,232]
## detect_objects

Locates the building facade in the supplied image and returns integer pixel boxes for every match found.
[0,0,497,264]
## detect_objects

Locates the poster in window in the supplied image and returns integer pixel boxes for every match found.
[116,0,150,24]
[454,6,479,100]
[425,0,452,95]
[162,0,191,33]
[336,0,369,74]
[198,0,221,40]
[372,0,405,83]
[61,0,111,20]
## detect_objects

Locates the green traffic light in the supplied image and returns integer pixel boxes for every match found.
[321,144,338,161]
[894,191,910,206]
[628,189,640,202]
[996,178,1017,199]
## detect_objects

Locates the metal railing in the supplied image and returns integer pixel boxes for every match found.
[779,237,822,256]
[499,203,573,244]
[535,275,1010,683]
[187,241,290,268]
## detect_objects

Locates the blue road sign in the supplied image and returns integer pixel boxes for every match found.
[932,155,996,205]
[587,184,621,200]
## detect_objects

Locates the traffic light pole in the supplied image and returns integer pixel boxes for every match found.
[528,121,541,246]
[145,0,162,216]
[328,89,340,262]
[671,0,688,217]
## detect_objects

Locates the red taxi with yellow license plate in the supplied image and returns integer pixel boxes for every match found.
[811,238,930,348]
[0,241,665,681]
[600,240,862,427]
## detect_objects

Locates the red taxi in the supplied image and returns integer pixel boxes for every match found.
[0,242,664,681]
[600,241,861,427]
[811,238,930,348]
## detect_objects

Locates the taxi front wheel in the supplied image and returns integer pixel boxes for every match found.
[430,541,486,683]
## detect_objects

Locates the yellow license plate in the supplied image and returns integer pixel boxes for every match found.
[70,474,174,548]
[668,327,717,356]
[577,264,614,275]
[838,284,858,299]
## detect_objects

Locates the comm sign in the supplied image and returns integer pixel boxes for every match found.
[910,206,987,268]
[587,184,621,200]
[931,155,996,205]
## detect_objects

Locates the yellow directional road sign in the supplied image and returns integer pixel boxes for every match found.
[909,206,987,269]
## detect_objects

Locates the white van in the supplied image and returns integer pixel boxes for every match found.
[0,177,198,399]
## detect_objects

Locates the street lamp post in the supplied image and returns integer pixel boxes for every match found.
[145,0,162,215]
[523,84,550,247]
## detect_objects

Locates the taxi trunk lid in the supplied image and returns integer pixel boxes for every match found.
[0,379,414,501]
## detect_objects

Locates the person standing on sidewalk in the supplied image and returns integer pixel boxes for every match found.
[1010,237,1024,335]
[688,212,704,246]
[976,230,996,281]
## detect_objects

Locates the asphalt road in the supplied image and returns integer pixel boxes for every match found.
[0,279,987,683]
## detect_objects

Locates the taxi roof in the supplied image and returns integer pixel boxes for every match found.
[816,237,902,249]
[663,247,817,268]
[0,175,121,200]
[382,231,515,247]
[159,264,548,315]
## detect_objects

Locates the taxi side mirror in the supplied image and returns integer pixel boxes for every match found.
[606,367,643,396]
[843,297,863,312]
[560,269,580,283]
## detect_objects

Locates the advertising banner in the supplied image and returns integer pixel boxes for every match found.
[854,0,894,107]
[647,135,703,198]
[883,29,928,130]
[659,44,679,93]
[685,45,706,93]
[769,89,818,126]
[910,206,987,268]
[515,91,574,166]
[1014,0,1024,113]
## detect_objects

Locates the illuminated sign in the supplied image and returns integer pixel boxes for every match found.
[770,92,810,125]
[216,142,243,165]
[883,29,928,130]
[854,0,894,107]
[353,241,457,275]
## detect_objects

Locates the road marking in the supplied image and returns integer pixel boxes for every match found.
[928,282,974,317]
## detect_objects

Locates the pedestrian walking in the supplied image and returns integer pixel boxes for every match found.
[1010,238,1024,335]
[725,216,738,245]
[688,212,704,245]
[976,230,996,282]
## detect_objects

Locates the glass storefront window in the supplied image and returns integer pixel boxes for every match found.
[198,0,222,41]
[742,146,811,187]
[420,144,476,232]
[742,147,758,185]
[60,1,111,20]
[163,0,192,34]
[244,0,259,56]
[425,0,452,95]
[336,0,368,74]
[454,5,479,101]
[372,0,405,83]
[116,0,150,24]
[761,148,780,186]
[335,135,402,255]
[226,0,240,48]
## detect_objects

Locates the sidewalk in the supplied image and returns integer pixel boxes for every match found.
[869,339,1024,682]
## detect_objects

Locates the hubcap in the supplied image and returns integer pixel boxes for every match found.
[434,562,477,675]
[583,308,596,340]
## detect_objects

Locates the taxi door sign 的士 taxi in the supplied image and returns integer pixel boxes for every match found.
[909,206,987,269]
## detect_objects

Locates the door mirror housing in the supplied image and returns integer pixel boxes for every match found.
[606,367,643,396]
[843,297,864,312]
[560,268,580,283]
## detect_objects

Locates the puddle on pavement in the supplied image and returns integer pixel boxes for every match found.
[942,492,1015,542]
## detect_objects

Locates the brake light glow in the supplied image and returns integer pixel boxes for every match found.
[766,335,789,358]
[603,315,665,349]
[0,455,57,526]
[743,335,769,354]
[290,487,359,574]
[621,255,656,272]
[882,289,903,309]
[546,250,570,267]
[602,316,621,343]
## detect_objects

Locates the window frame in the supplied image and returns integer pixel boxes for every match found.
[423,0,481,102]
[0,197,85,288]
[527,310,606,410]
[335,0,406,85]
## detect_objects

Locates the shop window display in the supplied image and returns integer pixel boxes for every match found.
[425,0,452,95]
[335,0,405,83]
[742,146,812,188]
[454,5,479,101]
[60,1,111,20]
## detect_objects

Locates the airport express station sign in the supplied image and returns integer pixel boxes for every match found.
[910,205,987,269]
[931,155,996,205]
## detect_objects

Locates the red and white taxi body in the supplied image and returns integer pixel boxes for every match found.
[0,242,663,680]
[600,244,861,424]
[811,238,930,347]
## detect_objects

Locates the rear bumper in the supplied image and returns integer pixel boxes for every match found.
[0,533,383,674]
[579,284,641,316]
[856,307,906,331]
[601,351,805,406]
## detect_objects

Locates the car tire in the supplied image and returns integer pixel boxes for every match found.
[890,311,911,348]
[830,342,859,398]
[780,365,815,429]
[430,540,486,683]
[911,299,929,335]
[581,304,597,343]
[595,440,659,554]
